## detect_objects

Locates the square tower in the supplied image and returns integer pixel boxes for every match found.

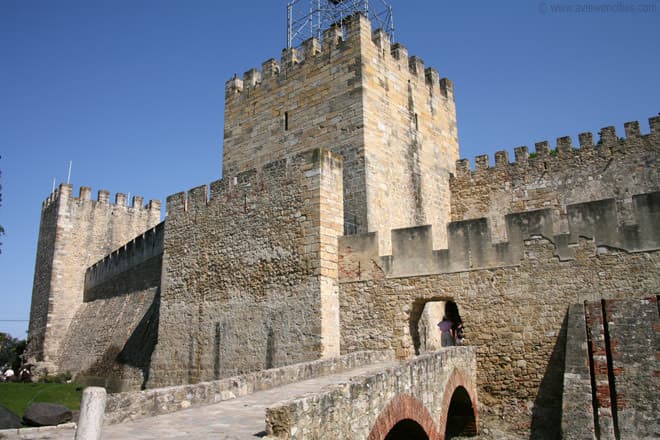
[223,13,458,252]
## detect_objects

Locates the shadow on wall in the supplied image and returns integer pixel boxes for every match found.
[77,292,160,392]
[530,310,568,440]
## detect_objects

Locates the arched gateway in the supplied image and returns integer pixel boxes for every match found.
[367,365,479,440]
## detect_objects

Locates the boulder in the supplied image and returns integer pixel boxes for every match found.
[22,402,72,427]
[0,404,22,429]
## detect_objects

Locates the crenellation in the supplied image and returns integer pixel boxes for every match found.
[624,120,641,138]
[98,189,110,204]
[390,42,408,61]
[424,67,439,90]
[598,125,618,146]
[371,28,390,54]
[225,75,243,97]
[340,191,660,281]
[494,150,509,168]
[115,192,127,207]
[408,55,424,77]
[301,37,321,59]
[475,154,489,170]
[187,184,209,212]
[243,68,261,88]
[650,115,660,133]
[439,77,453,98]
[556,136,573,157]
[514,146,529,164]
[578,131,594,148]
[132,195,143,208]
[455,159,470,176]
[166,191,186,215]
[281,47,301,68]
[79,186,92,201]
[261,58,280,78]
[344,12,370,40]
[535,140,550,156]
[322,24,343,50]
[84,222,164,296]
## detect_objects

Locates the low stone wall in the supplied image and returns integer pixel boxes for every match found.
[264,347,477,439]
[104,350,393,425]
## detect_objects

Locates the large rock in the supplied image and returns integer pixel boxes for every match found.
[0,404,22,429]
[22,402,72,427]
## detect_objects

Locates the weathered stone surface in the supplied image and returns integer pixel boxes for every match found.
[265,348,477,439]
[339,237,659,436]
[26,184,161,371]
[418,301,445,352]
[104,350,393,425]
[22,403,72,427]
[0,404,22,429]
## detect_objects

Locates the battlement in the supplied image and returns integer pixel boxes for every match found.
[84,222,164,298]
[41,183,161,213]
[224,13,453,101]
[167,148,342,216]
[454,116,659,175]
[339,191,660,281]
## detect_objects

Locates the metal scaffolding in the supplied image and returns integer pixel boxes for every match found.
[287,0,395,49]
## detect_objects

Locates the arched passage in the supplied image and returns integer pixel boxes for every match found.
[384,419,429,440]
[439,369,479,439]
[368,394,440,440]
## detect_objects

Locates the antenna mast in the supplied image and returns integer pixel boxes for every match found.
[287,0,395,49]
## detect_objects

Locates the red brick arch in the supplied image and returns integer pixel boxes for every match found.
[367,393,441,440]
[438,367,479,438]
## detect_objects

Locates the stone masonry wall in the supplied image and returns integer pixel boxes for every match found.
[361,20,458,252]
[223,14,458,253]
[562,297,659,439]
[339,239,660,436]
[450,117,660,242]
[147,149,343,388]
[26,184,161,371]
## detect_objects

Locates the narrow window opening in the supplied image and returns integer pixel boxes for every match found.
[414,113,419,131]
[284,111,289,131]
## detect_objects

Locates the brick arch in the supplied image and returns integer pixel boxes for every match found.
[438,367,479,438]
[368,393,441,440]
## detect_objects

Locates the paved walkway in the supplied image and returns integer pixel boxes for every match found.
[26,360,397,440]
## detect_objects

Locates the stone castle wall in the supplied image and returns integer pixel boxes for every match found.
[147,149,344,388]
[338,238,659,435]
[54,224,164,391]
[26,184,161,370]
[450,117,660,242]
[223,13,458,253]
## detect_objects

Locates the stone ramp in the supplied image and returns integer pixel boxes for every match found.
[562,296,659,439]
[29,361,398,440]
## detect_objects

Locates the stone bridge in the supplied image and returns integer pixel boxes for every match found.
[264,347,478,440]
[3,349,478,440]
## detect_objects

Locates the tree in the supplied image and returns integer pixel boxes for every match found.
[0,333,26,371]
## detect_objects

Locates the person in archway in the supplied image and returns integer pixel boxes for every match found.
[437,315,454,347]
[454,321,465,346]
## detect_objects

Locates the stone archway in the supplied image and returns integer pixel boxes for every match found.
[368,394,441,440]
[439,368,479,438]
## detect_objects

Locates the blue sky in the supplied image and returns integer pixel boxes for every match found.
[1,0,658,338]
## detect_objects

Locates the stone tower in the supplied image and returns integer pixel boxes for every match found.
[26,184,161,372]
[223,13,459,253]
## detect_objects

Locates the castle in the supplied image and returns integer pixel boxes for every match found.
[25,12,659,437]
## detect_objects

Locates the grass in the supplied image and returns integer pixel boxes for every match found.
[0,382,83,419]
